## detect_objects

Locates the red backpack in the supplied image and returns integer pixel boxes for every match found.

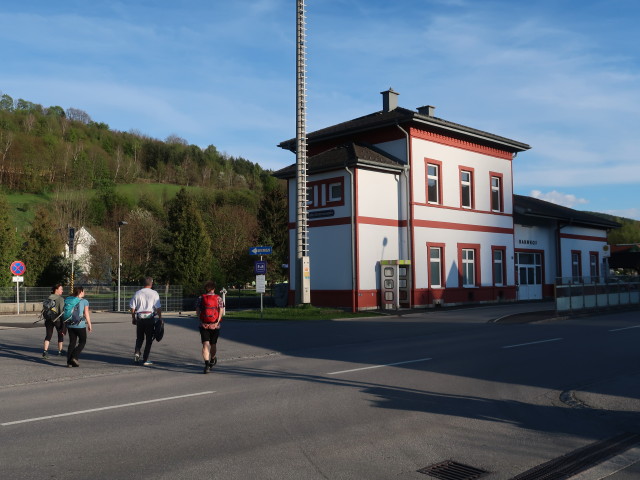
[199,294,221,324]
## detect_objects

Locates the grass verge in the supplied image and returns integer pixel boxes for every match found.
[225,306,382,321]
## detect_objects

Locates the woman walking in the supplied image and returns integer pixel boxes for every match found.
[64,286,92,367]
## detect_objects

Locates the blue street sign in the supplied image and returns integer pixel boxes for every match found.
[254,260,267,275]
[249,246,272,255]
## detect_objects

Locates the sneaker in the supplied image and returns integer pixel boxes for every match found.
[67,364,73,368]
[58,350,64,356]
[203,363,210,374]
[70,358,80,367]
[42,351,49,359]
[143,361,153,366]
[134,353,140,364]
[210,356,217,367]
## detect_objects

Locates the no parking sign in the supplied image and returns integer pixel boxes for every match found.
[10,261,26,276]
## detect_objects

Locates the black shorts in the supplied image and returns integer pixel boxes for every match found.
[199,327,220,344]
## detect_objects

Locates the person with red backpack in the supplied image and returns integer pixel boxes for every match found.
[196,281,225,374]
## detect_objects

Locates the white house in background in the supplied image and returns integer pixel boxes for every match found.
[63,226,96,275]
[275,89,619,311]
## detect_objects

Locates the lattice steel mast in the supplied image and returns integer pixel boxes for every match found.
[295,0,310,304]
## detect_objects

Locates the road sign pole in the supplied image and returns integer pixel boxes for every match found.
[16,281,19,315]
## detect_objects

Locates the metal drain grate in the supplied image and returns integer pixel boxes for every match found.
[510,432,640,480]
[418,460,489,480]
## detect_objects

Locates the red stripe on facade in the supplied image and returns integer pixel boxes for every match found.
[560,233,607,242]
[410,128,513,160]
[413,219,513,234]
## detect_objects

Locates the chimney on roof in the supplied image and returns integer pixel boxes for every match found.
[380,88,399,112]
[417,105,436,117]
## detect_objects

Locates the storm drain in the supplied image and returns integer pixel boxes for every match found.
[510,432,640,480]
[417,460,489,480]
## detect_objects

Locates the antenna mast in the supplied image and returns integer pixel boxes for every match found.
[295,0,310,304]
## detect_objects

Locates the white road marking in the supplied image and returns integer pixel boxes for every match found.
[609,325,640,332]
[327,357,432,375]
[502,338,563,349]
[1,391,215,426]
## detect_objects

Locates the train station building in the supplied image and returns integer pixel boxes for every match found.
[275,89,619,310]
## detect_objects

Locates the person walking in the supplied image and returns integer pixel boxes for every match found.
[64,286,92,367]
[129,277,162,366]
[42,284,66,358]
[195,281,225,374]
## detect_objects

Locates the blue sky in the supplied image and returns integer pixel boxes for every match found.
[1,0,638,219]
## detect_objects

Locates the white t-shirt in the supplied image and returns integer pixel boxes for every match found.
[129,288,161,314]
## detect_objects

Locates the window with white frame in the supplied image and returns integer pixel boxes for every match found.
[571,251,582,281]
[329,182,342,202]
[306,186,314,207]
[491,176,502,212]
[589,252,599,279]
[462,248,475,286]
[460,170,472,208]
[427,163,440,204]
[493,249,504,286]
[429,246,443,288]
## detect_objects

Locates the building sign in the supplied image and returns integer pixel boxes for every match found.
[309,209,335,219]
[518,239,538,245]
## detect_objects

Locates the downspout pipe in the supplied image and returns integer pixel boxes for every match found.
[345,166,356,313]
[396,123,412,306]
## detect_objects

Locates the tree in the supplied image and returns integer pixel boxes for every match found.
[20,207,65,286]
[257,181,288,283]
[0,194,17,287]
[0,94,14,111]
[166,189,212,294]
[608,219,640,245]
[208,204,258,286]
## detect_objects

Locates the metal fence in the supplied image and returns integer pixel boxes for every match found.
[555,276,640,314]
[0,285,183,313]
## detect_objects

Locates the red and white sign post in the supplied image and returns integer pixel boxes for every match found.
[10,261,26,315]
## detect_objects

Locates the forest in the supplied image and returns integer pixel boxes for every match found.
[0,91,288,295]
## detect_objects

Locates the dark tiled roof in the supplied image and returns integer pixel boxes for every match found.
[514,194,620,229]
[279,107,530,153]
[273,142,405,179]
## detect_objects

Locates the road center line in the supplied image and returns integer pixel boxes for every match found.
[1,391,215,426]
[327,357,432,375]
[502,338,563,349]
[609,325,640,332]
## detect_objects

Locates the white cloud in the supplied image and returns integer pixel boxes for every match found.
[530,190,589,208]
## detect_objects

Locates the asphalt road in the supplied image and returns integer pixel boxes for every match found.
[0,304,638,479]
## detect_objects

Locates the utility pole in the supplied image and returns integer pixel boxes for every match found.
[296,0,311,305]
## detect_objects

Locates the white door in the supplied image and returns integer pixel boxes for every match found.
[516,252,542,300]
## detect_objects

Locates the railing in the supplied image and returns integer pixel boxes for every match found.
[0,285,183,313]
[555,276,640,314]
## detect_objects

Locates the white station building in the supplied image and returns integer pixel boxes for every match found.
[275,89,619,311]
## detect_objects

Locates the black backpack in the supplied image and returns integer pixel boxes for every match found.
[42,298,61,322]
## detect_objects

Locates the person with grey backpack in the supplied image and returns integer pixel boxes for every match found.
[41,284,66,359]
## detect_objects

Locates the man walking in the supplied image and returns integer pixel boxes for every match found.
[195,281,225,374]
[129,276,162,366]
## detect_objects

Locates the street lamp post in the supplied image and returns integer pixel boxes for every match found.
[117,221,128,312]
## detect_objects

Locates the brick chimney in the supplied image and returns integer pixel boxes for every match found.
[380,88,399,112]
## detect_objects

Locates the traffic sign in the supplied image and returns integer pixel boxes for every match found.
[254,260,267,275]
[249,246,272,255]
[10,261,25,276]
[12,276,24,283]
